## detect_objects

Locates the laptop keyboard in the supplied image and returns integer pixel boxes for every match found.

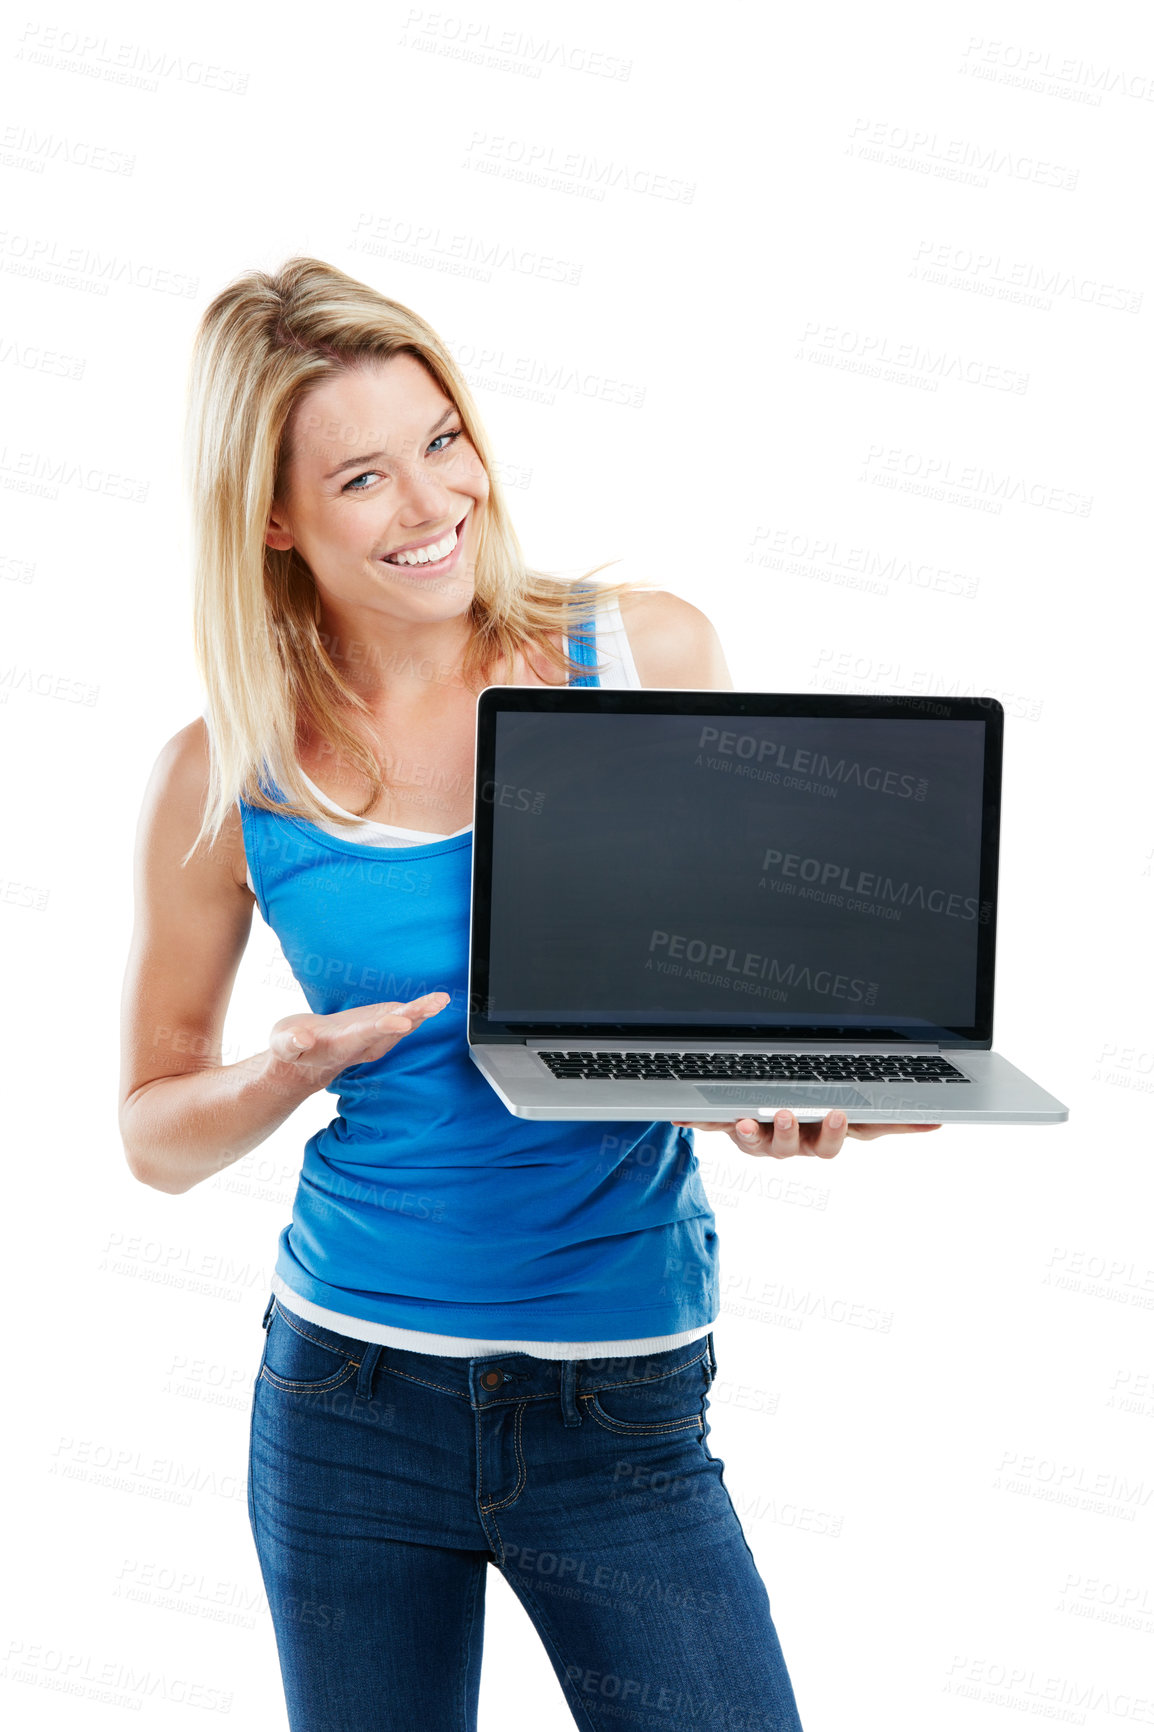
[537,1051,971,1082]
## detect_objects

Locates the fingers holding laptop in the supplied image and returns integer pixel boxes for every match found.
[844,1121,941,1142]
[670,1110,847,1159]
[670,1112,942,1158]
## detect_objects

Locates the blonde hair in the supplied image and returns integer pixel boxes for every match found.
[183,255,649,863]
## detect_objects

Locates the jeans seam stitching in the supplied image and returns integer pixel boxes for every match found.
[259,1362,360,1394]
[271,1299,363,1365]
[382,1364,470,1399]
[580,1343,708,1397]
[475,1412,506,1566]
[246,1359,261,1545]
[475,1390,555,1407]
[481,1401,527,1511]
[581,1395,704,1437]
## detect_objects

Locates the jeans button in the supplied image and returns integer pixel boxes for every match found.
[481,1370,502,1389]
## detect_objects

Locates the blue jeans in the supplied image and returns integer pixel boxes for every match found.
[247,1294,805,1730]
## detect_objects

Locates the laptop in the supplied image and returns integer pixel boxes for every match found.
[466,689,1068,1126]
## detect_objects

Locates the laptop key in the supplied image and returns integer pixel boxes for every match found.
[536,1050,972,1083]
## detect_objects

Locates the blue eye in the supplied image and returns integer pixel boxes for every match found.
[430,427,464,455]
[341,427,464,493]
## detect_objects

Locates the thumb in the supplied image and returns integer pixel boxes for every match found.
[279,1026,316,1058]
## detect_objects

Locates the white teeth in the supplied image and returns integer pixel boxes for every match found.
[384,524,458,566]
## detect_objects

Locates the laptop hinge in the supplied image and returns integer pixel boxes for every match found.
[525,1038,945,1053]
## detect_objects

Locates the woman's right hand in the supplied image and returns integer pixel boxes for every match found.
[267,991,452,1093]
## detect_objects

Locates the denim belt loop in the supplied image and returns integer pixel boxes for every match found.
[560,1359,582,1427]
[706,1331,717,1379]
[356,1343,384,1400]
[261,1292,276,1331]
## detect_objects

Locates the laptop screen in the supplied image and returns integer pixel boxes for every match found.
[470,693,1001,1046]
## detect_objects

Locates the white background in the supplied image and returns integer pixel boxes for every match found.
[3,1,1152,1726]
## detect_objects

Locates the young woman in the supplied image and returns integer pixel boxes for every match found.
[119,257,937,1731]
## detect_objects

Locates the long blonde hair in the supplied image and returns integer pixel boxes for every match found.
[183,255,648,863]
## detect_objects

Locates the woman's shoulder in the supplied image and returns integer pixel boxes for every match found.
[145,714,211,811]
[616,586,733,689]
[141,715,250,893]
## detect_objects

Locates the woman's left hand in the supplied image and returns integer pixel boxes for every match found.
[669,1111,941,1160]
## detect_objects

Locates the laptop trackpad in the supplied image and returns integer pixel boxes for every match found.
[696,1085,872,1109]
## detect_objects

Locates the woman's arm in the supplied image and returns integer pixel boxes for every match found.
[119,720,445,1195]
[619,589,735,690]
[119,720,308,1192]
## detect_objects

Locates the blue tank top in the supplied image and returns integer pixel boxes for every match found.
[237,614,718,1341]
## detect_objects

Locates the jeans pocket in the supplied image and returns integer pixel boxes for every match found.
[583,1350,709,1438]
[259,1300,362,1394]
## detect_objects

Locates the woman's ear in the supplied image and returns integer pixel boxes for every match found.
[265,505,293,551]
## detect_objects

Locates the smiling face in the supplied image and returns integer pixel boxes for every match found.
[266,352,489,636]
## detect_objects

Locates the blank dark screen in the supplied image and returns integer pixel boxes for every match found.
[486,713,987,1027]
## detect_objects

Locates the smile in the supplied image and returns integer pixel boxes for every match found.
[381,513,469,568]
